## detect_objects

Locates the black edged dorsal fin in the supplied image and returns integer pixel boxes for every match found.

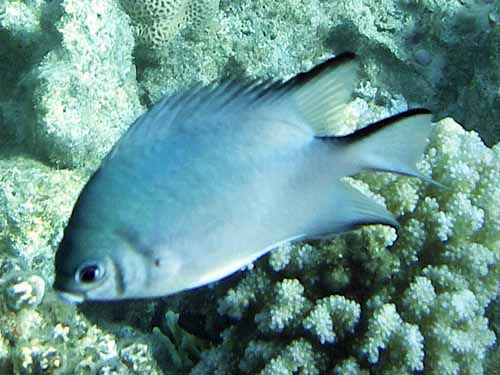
[117,52,358,152]
[282,52,358,135]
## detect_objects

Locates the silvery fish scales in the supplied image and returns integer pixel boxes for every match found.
[53,53,433,302]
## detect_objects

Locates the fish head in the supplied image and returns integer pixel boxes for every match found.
[53,223,151,303]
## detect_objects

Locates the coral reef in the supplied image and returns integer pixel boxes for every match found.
[33,0,143,168]
[0,0,498,374]
[486,298,500,374]
[0,292,164,374]
[134,0,336,104]
[0,157,160,374]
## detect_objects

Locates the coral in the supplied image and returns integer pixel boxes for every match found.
[0,282,164,374]
[254,279,311,334]
[360,304,424,372]
[323,0,500,145]
[32,0,143,168]
[0,0,45,38]
[486,297,500,374]
[0,157,84,274]
[136,0,333,103]
[1,0,143,168]
[119,0,220,50]
[303,295,361,344]
[3,274,45,311]
[332,358,369,375]
[257,339,322,375]
[0,156,164,373]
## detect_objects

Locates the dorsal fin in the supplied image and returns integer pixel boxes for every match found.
[123,78,280,137]
[114,52,358,156]
[284,52,358,134]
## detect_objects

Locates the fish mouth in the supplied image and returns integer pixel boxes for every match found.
[55,289,86,304]
[53,277,86,304]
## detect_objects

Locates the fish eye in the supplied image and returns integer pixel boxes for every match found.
[76,262,104,284]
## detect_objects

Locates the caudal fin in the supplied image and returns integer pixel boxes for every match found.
[325,109,434,181]
[304,110,434,238]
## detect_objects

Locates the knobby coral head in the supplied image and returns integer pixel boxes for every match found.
[119,0,220,50]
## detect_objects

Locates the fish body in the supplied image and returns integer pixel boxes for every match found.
[54,53,433,302]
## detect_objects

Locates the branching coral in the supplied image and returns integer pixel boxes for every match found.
[360,303,424,373]
[303,295,361,345]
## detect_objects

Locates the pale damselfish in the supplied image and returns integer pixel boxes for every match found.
[53,52,433,303]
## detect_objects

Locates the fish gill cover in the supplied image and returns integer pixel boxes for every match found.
[0,0,498,374]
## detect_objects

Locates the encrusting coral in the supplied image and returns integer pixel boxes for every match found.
[33,0,143,169]
[1,0,143,169]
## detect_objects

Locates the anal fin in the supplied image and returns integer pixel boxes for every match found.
[306,180,399,238]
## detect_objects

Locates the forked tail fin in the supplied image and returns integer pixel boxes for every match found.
[324,109,436,182]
